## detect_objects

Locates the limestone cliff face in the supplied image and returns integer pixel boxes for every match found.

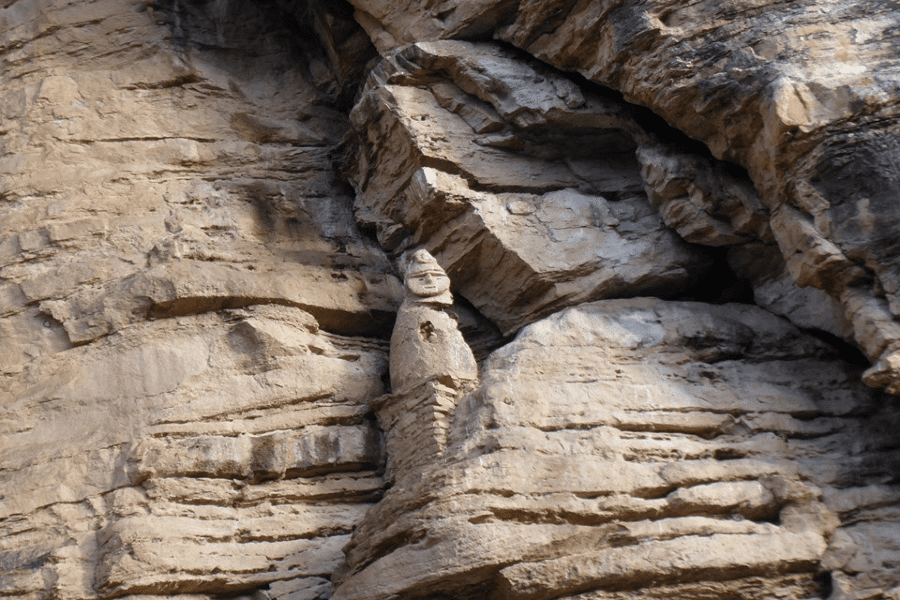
[1,2,393,598]
[1,1,899,600]
[346,0,900,392]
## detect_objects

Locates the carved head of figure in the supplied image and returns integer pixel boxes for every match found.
[403,250,452,304]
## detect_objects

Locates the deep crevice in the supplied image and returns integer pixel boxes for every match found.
[801,328,870,366]
[674,246,756,305]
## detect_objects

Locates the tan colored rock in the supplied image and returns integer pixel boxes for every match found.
[0,2,391,598]
[728,242,855,341]
[380,249,477,480]
[4,2,900,600]
[636,143,855,337]
[340,40,714,335]
[388,249,477,392]
[636,143,770,247]
[0,305,387,598]
[346,0,900,392]
[344,0,512,54]
[0,0,402,374]
[334,299,899,600]
[497,531,826,600]
[274,0,377,108]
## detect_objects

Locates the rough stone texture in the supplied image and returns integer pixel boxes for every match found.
[0,2,393,599]
[339,40,715,335]
[344,0,900,391]
[273,0,377,109]
[0,0,400,365]
[1,305,387,599]
[3,1,900,600]
[728,242,856,342]
[335,299,900,600]
[635,143,770,248]
[636,143,854,339]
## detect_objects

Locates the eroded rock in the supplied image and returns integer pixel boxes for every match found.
[0,3,391,598]
[3,2,900,599]
[334,299,900,600]
[345,0,900,392]
[379,249,478,480]
[0,0,402,372]
[0,305,387,599]
[339,40,714,335]
[389,249,477,392]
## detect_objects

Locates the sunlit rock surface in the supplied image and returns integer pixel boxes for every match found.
[334,299,900,600]
[0,2,393,598]
[2,1,899,600]
[345,0,900,392]
[338,40,715,335]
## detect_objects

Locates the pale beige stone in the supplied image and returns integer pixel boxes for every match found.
[496,531,826,600]
[4,2,900,599]
[341,41,713,335]
[333,299,898,599]
[345,0,900,390]
[636,143,770,247]
[388,249,477,392]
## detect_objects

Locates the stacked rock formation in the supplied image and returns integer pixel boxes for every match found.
[1,1,899,600]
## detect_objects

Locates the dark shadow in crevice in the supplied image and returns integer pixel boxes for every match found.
[674,247,756,305]
[450,294,512,363]
[801,328,870,367]
[490,39,759,184]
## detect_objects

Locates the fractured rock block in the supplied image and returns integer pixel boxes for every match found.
[341,40,713,335]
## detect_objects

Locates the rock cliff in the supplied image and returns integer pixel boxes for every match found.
[1,1,898,600]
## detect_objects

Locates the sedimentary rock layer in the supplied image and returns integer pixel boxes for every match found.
[335,299,900,600]
[2,1,900,600]
[339,40,717,335]
[344,0,900,392]
[0,2,392,599]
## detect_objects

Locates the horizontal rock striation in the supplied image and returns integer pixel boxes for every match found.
[334,299,900,600]
[0,1,392,599]
[3,1,900,600]
[0,305,388,599]
[0,0,400,368]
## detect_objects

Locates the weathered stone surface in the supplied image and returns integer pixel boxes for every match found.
[334,299,899,600]
[378,250,479,482]
[3,1,900,599]
[636,143,770,248]
[273,0,377,109]
[388,249,477,392]
[0,0,402,373]
[346,0,900,392]
[340,40,714,335]
[728,242,855,341]
[635,145,856,339]
[0,305,387,598]
[0,2,390,599]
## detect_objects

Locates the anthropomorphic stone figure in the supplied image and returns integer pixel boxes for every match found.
[389,250,478,392]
